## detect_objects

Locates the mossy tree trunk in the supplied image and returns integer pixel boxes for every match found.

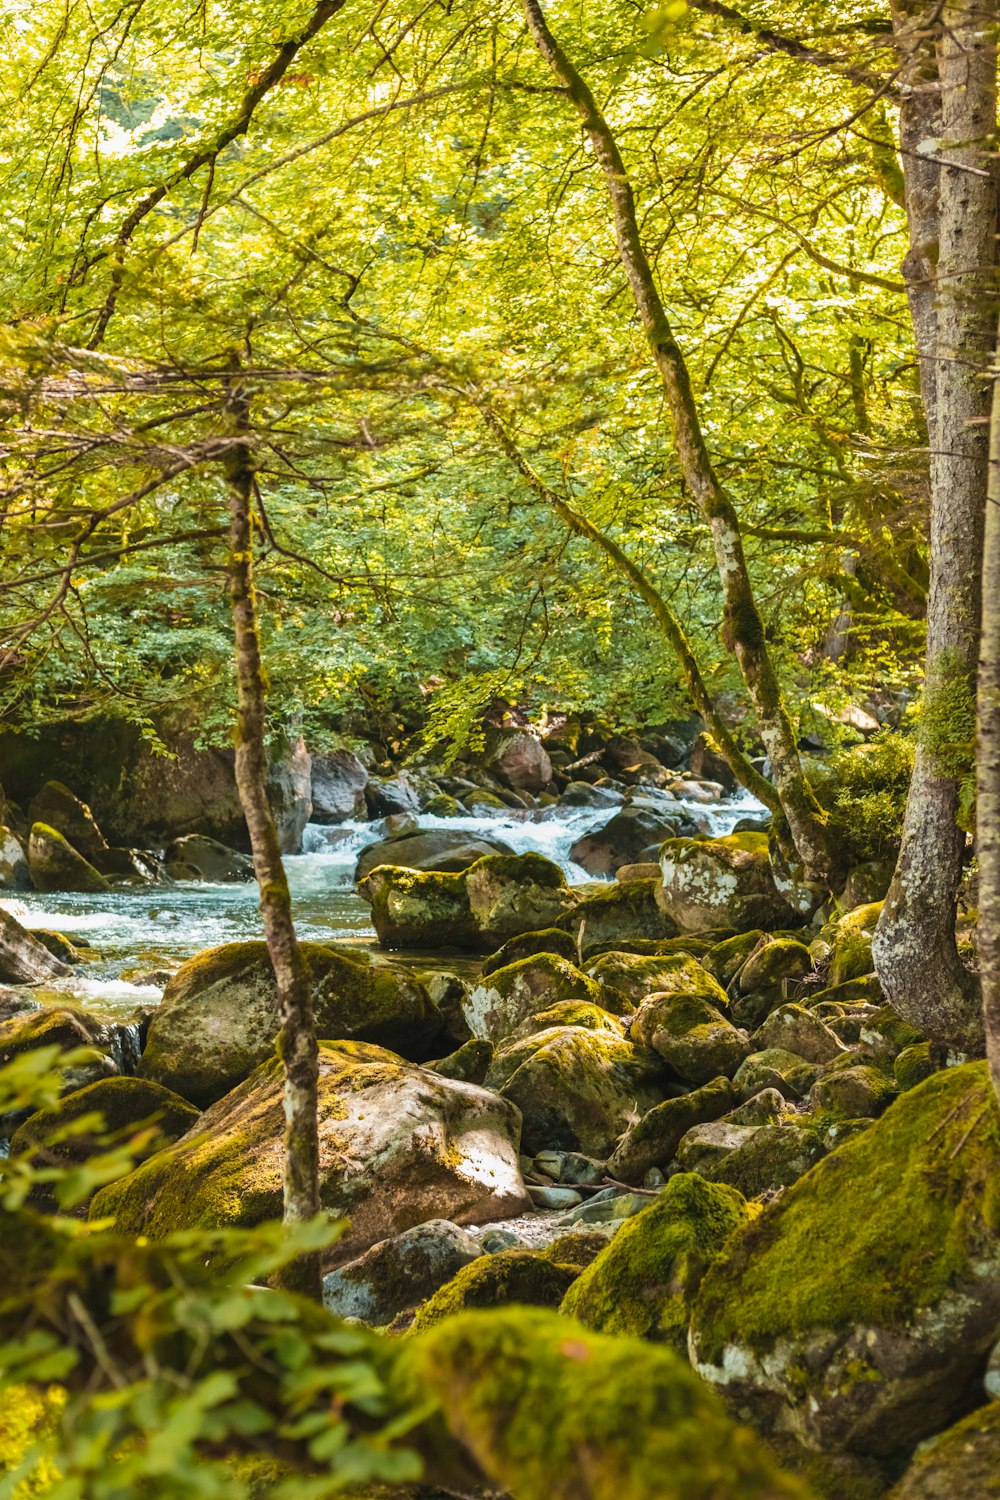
[520,0,842,888]
[979,320,1000,1100]
[874,0,996,1054]
[224,377,322,1298]
[476,400,779,814]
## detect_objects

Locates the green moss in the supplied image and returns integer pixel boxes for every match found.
[561,1173,751,1349]
[481,928,578,977]
[396,1307,816,1500]
[894,1042,935,1092]
[540,1232,612,1271]
[608,1075,734,1183]
[409,1250,578,1332]
[586,950,729,1011]
[10,1076,199,1166]
[693,1062,1000,1361]
[514,999,625,1038]
[825,902,883,986]
[764,1439,888,1500]
[703,930,766,985]
[892,1400,1000,1497]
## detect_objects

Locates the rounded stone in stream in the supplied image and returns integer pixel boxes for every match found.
[321,1219,484,1325]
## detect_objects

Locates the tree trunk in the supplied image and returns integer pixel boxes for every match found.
[873,0,996,1054]
[979,317,1000,1098]
[224,380,322,1297]
[520,0,841,886]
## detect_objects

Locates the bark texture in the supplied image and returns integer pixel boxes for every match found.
[225,383,322,1296]
[874,0,996,1053]
[520,0,840,885]
[979,319,1000,1098]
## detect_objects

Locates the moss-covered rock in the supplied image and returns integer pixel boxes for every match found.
[690,1062,1000,1457]
[485,1024,669,1157]
[409,1249,579,1332]
[481,927,579,976]
[27,822,111,894]
[607,1074,735,1183]
[753,1004,847,1065]
[28,780,110,863]
[428,1036,494,1083]
[462,954,602,1043]
[464,853,577,946]
[0,906,71,984]
[889,1401,1000,1498]
[585,949,729,1012]
[732,1048,819,1102]
[631,992,751,1084]
[396,1307,817,1499]
[705,1121,826,1197]
[29,928,81,965]
[740,938,813,993]
[562,879,677,952]
[561,1172,751,1348]
[809,1063,898,1119]
[0,1005,121,1092]
[765,1439,889,1500]
[321,1218,484,1326]
[139,941,442,1106]
[658,834,798,933]
[513,998,625,1040]
[824,902,884,986]
[94,1040,531,1259]
[894,1043,935,1092]
[703,929,767,986]
[10,1075,199,1169]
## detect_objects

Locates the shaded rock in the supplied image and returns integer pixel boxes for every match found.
[632,992,752,1084]
[533,1149,605,1187]
[512,999,624,1040]
[265,735,312,853]
[0,906,72,984]
[139,941,442,1106]
[562,1172,750,1348]
[163,834,253,883]
[355,828,513,881]
[397,1306,816,1500]
[703,929,767,987]
[607,1075,735,1183]
[706,1122,826,1197]
[732,1048,819,1102]
[321,1218,483,1325]
[690,1062,1000,1457]
[28,780,109,861]
[0,827,30,890]
[753,1004,847,1065]
[409,1248,578,1332]
[824,902,883,986]
[615,861,662,882]
[676,1119,764,1176]
[429,1037,494,1084]
[10,1075,199,1170]
[489,731,553,793]
[724,1087,787,1126]
[560,781,624,809]
[28,929,80,964]
[464,954,603,1043]
[310,749,368,823]
[570,804,683,876]
[809,1064,898,1119]
[94,1040,531,1258]
[658,833,797,933]
[740,938,813,993]
[465,853,576,945]
[586,949,728,1012]
[0,1006,123,1094]
[481,927,579,976]
[27,822,110,894]
[841,861,894,909]
[889,1402,1000,1498]
[564,879,678,953]
[689,733,739,793]
[423,792,464,816]
[364,774,420,818]
[894,1043,935,1092]
[486,1024,670,1158]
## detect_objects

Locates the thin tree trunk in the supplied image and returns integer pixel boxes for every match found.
[874,0,996,1054]
[225,380,322,1297]
[520,0,841,886]
[477,400,779,811]
[979,317,1000,1098]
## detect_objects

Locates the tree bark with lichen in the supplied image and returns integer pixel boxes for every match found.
[224,377,322,1297]
[979,317,1000,1100]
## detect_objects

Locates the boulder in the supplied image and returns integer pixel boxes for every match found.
[0,907,72,984]
[562,1173,751,1348]
[0,827,31,890]
[397,1307,815,1500]
[808,1063,898,1118]
[409,1248,578,1331]
[321,1218,483,1325]
[658,833,798,933]
[753,1004,847,1065]
[560,781,625,809]
[163,834,253,882]
[739,938,813,993]
[703,929,767,987]
[690,1062,1000,1457]
[485,1023,669,1157]
[607,1075,735,1183]
[428,1036,494,1084]
[889,1402,1000,1498]
[28,780,109,861]
[512,999,624,1041]
[481,927,579,976]
[732,1048,819,1102]
[94,1040,531,1258]
[586,949,730,1012]
[0,1006,127,1095]
[310,749,368,823]
[354,828,513,881]
[10,1076,199,1169]
[702,1121,826,1197]
[824,902,883,986]
[364,775,421,818]
[27,823,110,893]
[489,731,553,793]
[570,803,684,875]
[264,735,312,853]
[463,954,604,1043]
[631,993,752,1084]
[564,879,678,953]
[139,941,443,1106]
[689,733,739,793]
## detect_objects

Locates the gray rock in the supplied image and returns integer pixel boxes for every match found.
[489,732,553,793]
[310,749,368,823]
[753,1003,847,1065]
[365,775,421,818]
[164,834,253,883]
[355,828,513,882]
[321,1219,483,1324]
[527,1185,583,1209]
[0,906,72,984]
[0,827,31,890]
[570,804,684,876]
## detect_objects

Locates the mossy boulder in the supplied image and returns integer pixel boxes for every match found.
[703,929,767,986]
[607,1075,735,1183]
[889,1401,1000,1498]
[690,1062,1000,1457]
[139,941,443,1106]
[481,927,579,976]
[95,1040,531,1260]
[28,780,110,862]
[321,1218,484,1326]
[0,827,30,891]
[562,879,677,952]
[740,938,813,993]
[409,1248,579,1332]
[809,1063,898,1119]
[10,1075,199,1172]
[753,1004,848,1065]
[464,853,577,945]
[513,998,625,1039]
[631,992,752,1084]
[396,1307,817,1499]
[27,822,110,894]
[732,1047,819,1102]
[561,1173,751,1348]
[0,906,71,984]
[354,828,513,881]
[485,1024,670,1157]
[0,1005,123,1094]
[705,1121,826,1198]
[894,1043,935,1092]
[462,954,603,1043]
[824,902,884,986]
[658,834,798,933]
[428,1036,494,1084]
[585,949,728,1012]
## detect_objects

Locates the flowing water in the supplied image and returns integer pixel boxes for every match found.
[2,794,761,1017]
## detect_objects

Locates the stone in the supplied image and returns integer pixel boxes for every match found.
[94,1040,531,1258]
[321,1218,483,1325]
[607,1075,735,1183]
[463,954,604,1043]
[732,1048,819,1102]
[512,999,625,1040]
[809,1064,898,1119]
[889,1402,1000,1498]
[489,731,553,793]
[0,828,30,890]
[464,788,510,815]
[409,1250,579,1332]
[894,1043,935,1092]
[464,853,576,945]
[631,993,752,1084]
[585,949,729,1012]
[481,927,579,976]
[354,828,513,881]
[570,804,684,875]
[364,774,421,818]
[533,1149,605,1186]
[528,1185,583,1209]
[163,834,253,883]
[0,1006,126,1095]
[139,941,443,1105]
[676,1119,764,1176]
[739,939,813,993]
[0,907,72,984]
[396,1307,814,1500]
[824,902,884,986]
[723,1088,786,1126]
[10,1075,199,1169]
[486,1023,670,1158]
[841,861,894,909]
[28,780,109,862]
[27,822,110,893]
[705,1122,826,1197]
[703,930,767,987]
[27,929,80,964]
[560,781,625,809]
[753,1004,847,1065]
[428,1037,494,1084]
[690,1062,1000,1458]
[264,735,312,853]
[689,733,739,793]
[562,1172,750,1349]
[564,879,678,953]
[310,749,368,823]
[658,833,797,933]
[615,861,662,882]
